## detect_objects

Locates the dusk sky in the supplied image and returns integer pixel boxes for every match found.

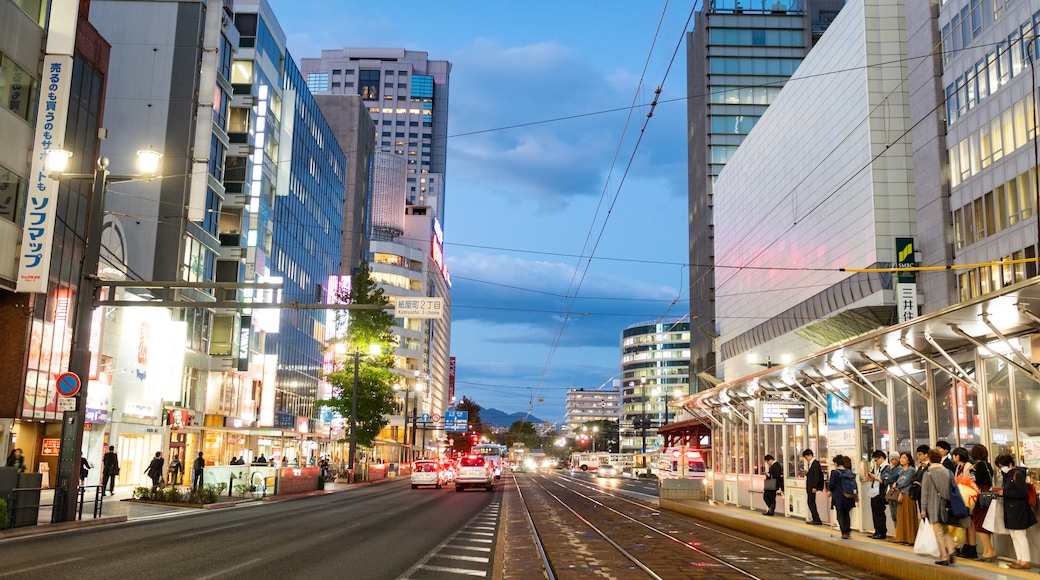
[268,1,695,424]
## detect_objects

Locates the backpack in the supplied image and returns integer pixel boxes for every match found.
[909,467,925,502]
[1013,470,1037,509]
[841,472,857,498]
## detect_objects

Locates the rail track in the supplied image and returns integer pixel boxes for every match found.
[513,471,891,579]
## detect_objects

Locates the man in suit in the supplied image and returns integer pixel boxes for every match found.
[102,445,119,496]
[803,449,824,524]
[763,454,784,516]
[936,440,955,472]
[866,450,891,538]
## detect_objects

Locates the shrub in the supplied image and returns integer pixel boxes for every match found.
[0,498,8,529]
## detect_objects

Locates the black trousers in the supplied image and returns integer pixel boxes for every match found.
[835,506,852,534]
[103,472,116,492]
[764,490,778,513]
[806,490,822,522]
[870,493,888,536]
[192,470,203,489]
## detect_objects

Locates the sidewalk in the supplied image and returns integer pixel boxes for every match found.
[661,497,1036,580]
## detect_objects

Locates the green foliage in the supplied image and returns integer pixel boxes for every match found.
[505,420,539,450]
[454,397,485,453]
[132,484,220,505]
[0,498,7,529]
[320,262,398,449]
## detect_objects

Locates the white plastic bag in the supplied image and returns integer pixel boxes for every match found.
[982,498,1008,534]
[914,517,940,558]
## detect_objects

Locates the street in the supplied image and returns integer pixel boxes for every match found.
[0,479,500,579]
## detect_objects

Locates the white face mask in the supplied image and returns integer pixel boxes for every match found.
[1000,466,1011,474]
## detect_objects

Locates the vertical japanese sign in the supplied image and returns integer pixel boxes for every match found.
[448,356,456,402]
[16,54,74,293]
[895,237,917,322]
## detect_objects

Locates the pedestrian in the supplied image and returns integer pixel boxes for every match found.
[827,454,856,539]
[145,452,164,489]
[951,446,977,559]
[968,444,997,561]
[936,440,956,472]
[254,454,267,466]
[885,454,902,525]
[993,453,1036,570]
[102,445,119,496]
[5,448,26,473]
[866,450,891,539]
[802,449,824,525]
[762,454,783,516]
[892,451,919,545]
[168,454,183,486]
[192,452,205,490]
[921,448,956,566]
[79,455,92,485]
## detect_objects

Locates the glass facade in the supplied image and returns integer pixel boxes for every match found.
[620,321,691,453]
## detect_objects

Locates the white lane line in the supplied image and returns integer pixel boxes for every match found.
[419,564,487,577]
[195,557,264,580]
[0,558,83,577]
[179,522,245,538]
[445,544,492,552]
[434,554,490,563]
[455,537,493,544]
[457,531,495,536]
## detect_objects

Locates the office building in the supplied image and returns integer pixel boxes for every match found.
[620,320,690,454]
[563,386,620,437]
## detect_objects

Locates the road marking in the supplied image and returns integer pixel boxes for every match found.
[0,557,82,577]
[195,557,264,580]
[419,564,486,577]
[179,522,245,538]
[435,554,490,563]
[457,530,495,536]
[457,537,493,543]
[446,544,492,552]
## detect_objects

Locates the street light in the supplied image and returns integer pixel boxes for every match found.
[655,387,685,425]
[348,343,381,483]
[47,147,162,523]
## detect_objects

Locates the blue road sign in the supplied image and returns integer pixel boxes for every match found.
[444,410,469,432]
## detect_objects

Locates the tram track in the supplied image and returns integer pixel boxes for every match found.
[514,471,890,580]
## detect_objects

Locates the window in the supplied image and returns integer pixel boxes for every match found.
[0,53,38,121]
[0,164,25,225]
[306,72,328,93]
[359,70,379,100]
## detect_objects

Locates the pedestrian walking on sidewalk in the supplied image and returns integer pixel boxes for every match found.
[762,454,783,516]
[192,452,205,491]
[79,456,92,485]
[802,449,824,525]
[145,452,164,489]
[102,446,119,495]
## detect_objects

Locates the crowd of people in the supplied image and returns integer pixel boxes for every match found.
[763,441,1037,569]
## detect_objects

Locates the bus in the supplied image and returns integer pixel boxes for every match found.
[472,443,505,479]
[657,447,706,479]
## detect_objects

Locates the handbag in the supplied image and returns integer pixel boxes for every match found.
[885,486,901,502]
[113,466,121,476]
[976,491,997,510]
[764,479,778,491]
[914,517,941,557]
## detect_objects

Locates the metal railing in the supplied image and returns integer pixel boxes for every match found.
[3,485,104,529]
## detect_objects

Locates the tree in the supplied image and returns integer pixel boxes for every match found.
[505,421,538,449]
[318,262,397,449]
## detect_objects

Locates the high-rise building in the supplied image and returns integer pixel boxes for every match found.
[686,0,847,388]
[564,386,620,437]
[301,48,453,459]
[906,0,1040,309]
[620,320,690,454]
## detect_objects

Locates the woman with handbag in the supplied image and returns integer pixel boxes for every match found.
[827,454,857,539]
[885,455,902,525]
[968,444,997,561]
[892,452,919,544]
[921,448,957,565]
[952,447,978,558]
[993,454,1036,570]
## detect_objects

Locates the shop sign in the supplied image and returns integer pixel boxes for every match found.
[296,416,309,433]
[169,409,192,429]
[41,438,61,455]
[448,357,456,401]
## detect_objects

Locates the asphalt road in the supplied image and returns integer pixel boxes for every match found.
[0,478,500,579]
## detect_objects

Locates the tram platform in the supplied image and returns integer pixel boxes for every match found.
[661,496,1036,580]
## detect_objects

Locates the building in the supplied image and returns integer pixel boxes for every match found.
[0,0,111,480]
[620,320,691,454]
[301,48,453,459]
[563,386,620,437]
[686,0,847,390]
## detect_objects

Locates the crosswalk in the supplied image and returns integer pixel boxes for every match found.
[399,502,500,579]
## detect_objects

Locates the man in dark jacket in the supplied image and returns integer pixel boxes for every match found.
[145,452,164,489]
[937,440,956,472]
[803,449,824,524]
[192,452,205,491]
[910,444,930,502]
[866,450,891,538]
[763,454,784,516]
[102,446,119,495]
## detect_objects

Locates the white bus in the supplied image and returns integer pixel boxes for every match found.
[472,443,505,479]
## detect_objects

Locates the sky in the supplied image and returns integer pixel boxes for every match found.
[267,1,696,425]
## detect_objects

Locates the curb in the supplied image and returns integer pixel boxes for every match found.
[0,515,128,540]
[660,499,1033,580]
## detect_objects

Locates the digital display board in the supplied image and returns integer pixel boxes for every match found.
[756,399,806,424]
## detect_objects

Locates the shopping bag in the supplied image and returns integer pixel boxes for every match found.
[982,498,1008,534]
[947,524,966,545]
[914,517,941,557]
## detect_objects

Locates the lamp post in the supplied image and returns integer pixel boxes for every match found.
[347,344,381,483]
[47,148,162,522]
